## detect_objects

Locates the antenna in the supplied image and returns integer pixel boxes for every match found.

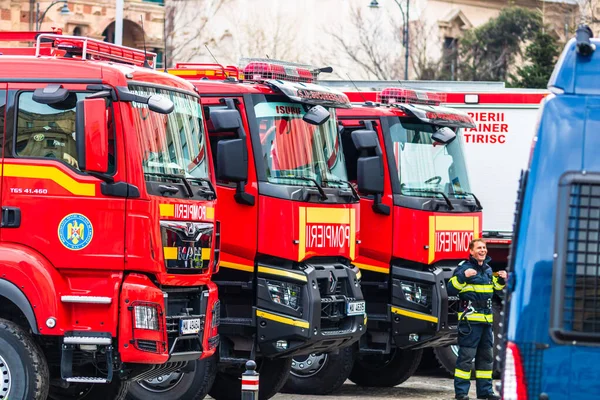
[346,73,368,104]
[140,15,151,69]
[205,44,220,65]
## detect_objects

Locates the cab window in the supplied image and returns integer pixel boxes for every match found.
[15,91,115,173]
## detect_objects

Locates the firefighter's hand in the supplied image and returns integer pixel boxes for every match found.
[497,270,507,279]
[464,268,477,278]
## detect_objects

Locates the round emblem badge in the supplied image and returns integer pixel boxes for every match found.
[58,213,93,250]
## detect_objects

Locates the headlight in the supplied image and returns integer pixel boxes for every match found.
[134,305,160,330]
[400,281,432,310]
[267,280,301,310]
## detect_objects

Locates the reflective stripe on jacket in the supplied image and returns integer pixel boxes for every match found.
[447,256,505,321]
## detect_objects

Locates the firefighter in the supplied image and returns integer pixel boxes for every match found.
[448,238,506,400]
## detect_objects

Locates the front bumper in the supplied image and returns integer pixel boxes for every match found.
[389,266,456,349]
[255,261,365,357]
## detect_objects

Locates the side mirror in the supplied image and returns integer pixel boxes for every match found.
[357,156,384,195]
[75,98,109,173]
[351,129,379,151]
[210,109,241,132]
[217,138,248,182]
[32,84,69,104]
[147,94,174,114]
[303,105,330,126]
[432,127,456,145]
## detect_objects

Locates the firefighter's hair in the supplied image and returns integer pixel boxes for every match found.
[468,238,486,250]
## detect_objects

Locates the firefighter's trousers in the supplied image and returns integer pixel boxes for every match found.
[454,323,494,398]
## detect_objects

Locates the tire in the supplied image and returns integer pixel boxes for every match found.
[348,348,422,387]
[48,378,130,400]
[433,345,459,377]
[209,357,292,400]
[282,346,355,395]
[126,357,216,400]
[0,318,49,400]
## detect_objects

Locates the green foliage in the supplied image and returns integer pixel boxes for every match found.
[458,7,542,81]
[510,31,560,88]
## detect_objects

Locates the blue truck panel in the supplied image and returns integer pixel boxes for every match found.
[504,30,600,400]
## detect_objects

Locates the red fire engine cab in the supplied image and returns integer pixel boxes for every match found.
[284,87,481,392]
[0,32,219,400]
[169,60,372,399]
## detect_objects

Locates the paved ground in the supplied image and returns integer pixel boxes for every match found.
[209,369,500,400]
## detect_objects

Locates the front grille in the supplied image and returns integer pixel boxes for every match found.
[563,183,600,334]
[135,339,159,353]
[160,221,213,274]
[316,274,353,332]
[317,276,350,297]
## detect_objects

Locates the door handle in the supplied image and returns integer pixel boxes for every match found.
[1,207,21,228]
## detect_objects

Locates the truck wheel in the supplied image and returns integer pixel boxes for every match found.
[48,378,130,400]
[282,346,355,395]
[433,345,458,376]
[348,348,422,387]
[126,357,216,400]
[0,318,49,400]
[209,357,292,400]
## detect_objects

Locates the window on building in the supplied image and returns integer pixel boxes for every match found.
[442,37,458,81]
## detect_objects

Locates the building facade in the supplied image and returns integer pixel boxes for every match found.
[0,0,165,62]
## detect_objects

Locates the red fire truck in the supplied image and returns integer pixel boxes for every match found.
[169,60,371,399]
[282,87,481,393]
[0,32,219,400]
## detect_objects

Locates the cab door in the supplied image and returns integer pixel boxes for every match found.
[0,84,6,235]
[2,83,126,272]
[201,95,259,274]
[339,118,393,271]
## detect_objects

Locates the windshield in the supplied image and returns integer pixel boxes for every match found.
[252,94,347,186]
[129,85,209,180]
[387,117,471,198]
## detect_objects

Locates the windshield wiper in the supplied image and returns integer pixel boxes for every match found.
[322,179,360,201]
[144,172,194,197]
[279,176,328,200]
[453,191,482,210]
[402,188,454,210]
[186,177,217,200]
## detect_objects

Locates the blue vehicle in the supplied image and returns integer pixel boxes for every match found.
[500,25,600,400]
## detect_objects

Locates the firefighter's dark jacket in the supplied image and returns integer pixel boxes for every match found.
[448,256,505,323]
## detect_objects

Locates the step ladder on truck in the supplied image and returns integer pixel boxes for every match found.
[165,60,374,399]
[282,87,482,393]
[0,31,220,400]
[499,25,600,400]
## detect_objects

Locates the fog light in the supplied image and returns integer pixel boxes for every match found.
[276,340,288,350]
[134,305,159,330]
[46,317,56,328]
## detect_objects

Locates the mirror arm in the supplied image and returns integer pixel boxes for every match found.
[115,86,149,104]
[86,171,114,184]
[372,193,391,215]
[234,181,255,206]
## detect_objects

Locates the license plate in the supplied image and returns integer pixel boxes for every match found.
[180,318,201,335]
[347,301,366,316]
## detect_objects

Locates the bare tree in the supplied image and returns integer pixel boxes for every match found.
[322,4,446,80]
[326,6,405,80]
[164,0,229,66]
[227,10,301,63]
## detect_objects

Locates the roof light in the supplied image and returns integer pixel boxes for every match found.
[378,87,447,106]
[240,58,318,83]
[171,63,241,80]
